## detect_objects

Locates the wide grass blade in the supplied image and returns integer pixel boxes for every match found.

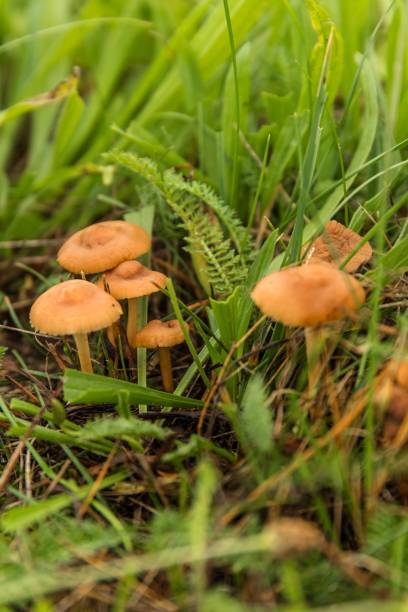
[0,69,78,127]
[63,369,203,409]
[0,472,127,532]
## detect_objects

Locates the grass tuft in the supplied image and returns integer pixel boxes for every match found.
[1,0,408,608]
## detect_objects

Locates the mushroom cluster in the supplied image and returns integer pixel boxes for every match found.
[30,220,188,391]
[251,220,372,392]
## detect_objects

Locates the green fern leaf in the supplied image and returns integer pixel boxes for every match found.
[104,150,251,296]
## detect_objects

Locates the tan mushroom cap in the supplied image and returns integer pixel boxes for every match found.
[57,221,150,274]
[132,319,187,349]
[97,260,167,300]
[30,280,122,335]
[306,220,372,272]
[251,263,365,327]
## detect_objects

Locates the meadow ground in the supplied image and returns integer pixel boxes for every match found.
[0,0,408,609]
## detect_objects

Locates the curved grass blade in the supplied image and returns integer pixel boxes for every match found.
[63,369,203,409]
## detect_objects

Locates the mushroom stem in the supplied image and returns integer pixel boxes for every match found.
[304,327,330,393]
[126,297,138,345]
[159,347,174,393]
[73,333,93,373]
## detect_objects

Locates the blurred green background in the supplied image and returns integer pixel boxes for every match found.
[0,0,405,246]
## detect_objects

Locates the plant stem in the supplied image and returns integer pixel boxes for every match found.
[304,327,330,394]
[73,333,92,373]
[159,347,173,393]
[127,297,138,345]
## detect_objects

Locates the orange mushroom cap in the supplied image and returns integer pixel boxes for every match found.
[30,280,122,335]
[97,260,167,300]
[132,319,187,349]
[306,220,372,272]
[57,221,150,274]
[251,263,365,327]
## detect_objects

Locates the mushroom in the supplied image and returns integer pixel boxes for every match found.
[57,220,150,275]
[131,319,187,392]
[374,357,408,409]
[305,220,372,272]
[375,383,408,448]
[251,263,365,391]
[97,260,167,345]
[30,280,122,373]
[385,358,408,391]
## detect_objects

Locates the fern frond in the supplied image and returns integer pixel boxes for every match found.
[105,150,251,296]
[168,171,251,260]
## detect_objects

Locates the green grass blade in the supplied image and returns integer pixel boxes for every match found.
[63,369,203,408]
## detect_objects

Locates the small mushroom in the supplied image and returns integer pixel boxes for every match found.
[30,280,122,373]
[385,358,408,391]
[131,319,187,392]
[97,260,167,345]
[57,220,150,275]
[251,263,365,391]
[375,383,408,447]
[305,220,372,272]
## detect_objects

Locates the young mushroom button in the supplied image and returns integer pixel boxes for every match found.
[97,260,167,345]
[132,319,187,393]
[57,220,150,275]
[251,263,366,390]
[29,280,122,373]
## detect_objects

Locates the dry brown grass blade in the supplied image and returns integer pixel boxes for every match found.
[0,404,47,493]
[78,446,117,518]
[391,409,408,449]
[43,459,72,498]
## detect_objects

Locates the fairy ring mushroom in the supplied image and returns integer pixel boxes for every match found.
[30,279,122,373]
[305,220,372,272]
[131,319,187,393]
[97,260,167,345]
[251,263,366,391]
[57,220,150,275]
